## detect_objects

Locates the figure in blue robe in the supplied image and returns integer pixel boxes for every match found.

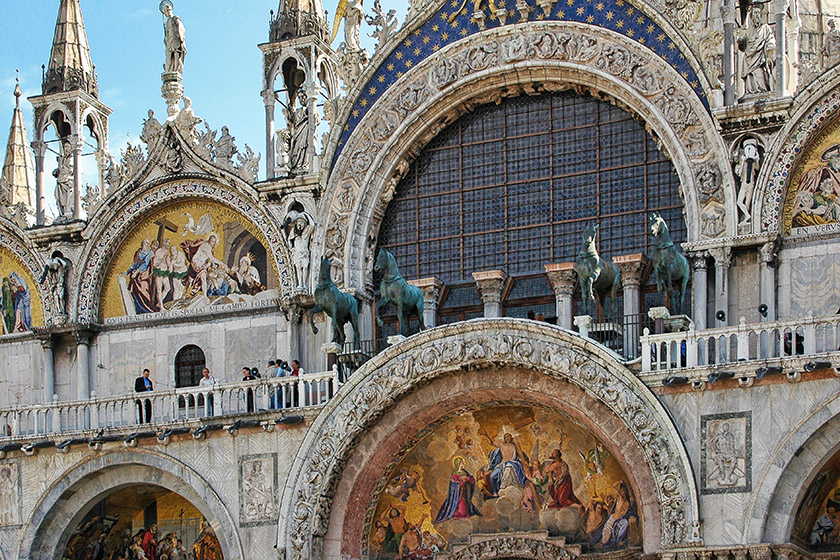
[486,432,529,497]
[434,457,481,523]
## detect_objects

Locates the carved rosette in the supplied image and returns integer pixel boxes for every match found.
[319,22,732,291]
[74,179,294,322]
[281,319,699,558]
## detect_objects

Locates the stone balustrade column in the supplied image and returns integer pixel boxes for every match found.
[472,270,508,318]
[709,246,732,327]
[75,330,91,400]
[545,263,576,330]
[408,277,444,328]
[262,89,276,179]
[40,337,55,404]
[32,140,46,225]
[614,254,648,359]
[689,251,710,330]
[759,239,779,321]
[722,0,737,105]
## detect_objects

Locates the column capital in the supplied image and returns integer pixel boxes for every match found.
[720,1,738,24]
[408,276,444,305]
[760,238,780,266]
[770,0,788,15]
[688,251,710,270]
[613,253,649,289]
[472,269,508,305]
[544,262,577,296]
[709,246,732,268]
[261,89,276,105]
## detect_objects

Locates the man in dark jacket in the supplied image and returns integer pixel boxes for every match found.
[134,368,153,423]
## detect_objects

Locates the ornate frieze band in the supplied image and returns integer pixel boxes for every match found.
[280,319,700,559]
[319,21,733,292]
[75,179,293,323]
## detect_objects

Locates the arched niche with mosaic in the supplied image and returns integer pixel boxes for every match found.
[99,199,279,320]
[366,403,641,558]
[791,447,840,550]
[782,116,840,236]
[0,246,44,333]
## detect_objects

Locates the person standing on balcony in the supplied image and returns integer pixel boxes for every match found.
[269,359,288,409]
[289,359,303,407]
[199,367,216,415]
[242,366,259,412]
[134,368,153,424]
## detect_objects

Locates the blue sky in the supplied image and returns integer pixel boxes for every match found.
[0,1,395,185]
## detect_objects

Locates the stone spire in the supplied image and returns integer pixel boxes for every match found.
[43,0,98,97]
[269,0,329,42]
[1,79,35,210]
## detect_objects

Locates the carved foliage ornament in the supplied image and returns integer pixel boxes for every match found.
[284,321,697,559]
[323,23,723,288]
[449,536,574,560]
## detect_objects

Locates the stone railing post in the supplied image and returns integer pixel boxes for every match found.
[472,270,508,318]
[408,277,444,328]
[544,263,576,330]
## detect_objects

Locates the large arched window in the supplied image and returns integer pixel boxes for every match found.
[174,345,206,388]
[376,91,686,330]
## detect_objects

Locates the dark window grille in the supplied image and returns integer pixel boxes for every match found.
[376,91,686,323]
[174,345,206,388]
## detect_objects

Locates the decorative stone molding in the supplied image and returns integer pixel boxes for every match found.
[74,178,294,323]
[445,533,575,560]
[317,22,735,291]
[277,319,700,559]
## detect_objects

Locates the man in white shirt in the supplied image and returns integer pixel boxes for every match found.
[198,367,216,415]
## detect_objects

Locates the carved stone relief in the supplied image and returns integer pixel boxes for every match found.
[280,320,699,559]
[701,412,752,494]
[239,453,278,526]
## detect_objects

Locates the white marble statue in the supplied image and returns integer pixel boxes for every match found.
[734,137,760,225]
[39,255,72,317]
[52,149,74,223]
[738,4,775,95]
[284,209,315,292]
[160,0,186,74]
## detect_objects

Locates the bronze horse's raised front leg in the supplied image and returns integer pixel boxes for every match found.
[310,304,323,334]
[375,297,387,328]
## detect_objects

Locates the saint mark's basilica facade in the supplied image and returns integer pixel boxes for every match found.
[1,0,840,558]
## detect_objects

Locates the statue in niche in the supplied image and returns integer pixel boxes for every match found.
[286,89,312,174]
[160,0,186,74]
[140,109,162,145]
[734,137,761,225]
[283,209,315,292]
[737,3,775,95]
[40,253,71,318]
[825,19,840,68]
[52,148,74,223]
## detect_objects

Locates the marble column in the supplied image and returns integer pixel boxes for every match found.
[72,133,83,220]
[286,305,305,362]
[40,337,55,404]
[472,270,508,318]
[709,246,732,327]
[545,263,576,330]
[408,277,444,328]
[722,0,737,105]
[75,330,91,400]
[32,140,46,225]
[759,239,779,321]
[614,254,648,359]
[689,251,710,330]
[772,0,788,97]
[262,89,276,179]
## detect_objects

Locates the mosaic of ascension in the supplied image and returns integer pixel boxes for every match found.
[100,200,278,319]
[368,405,640,558]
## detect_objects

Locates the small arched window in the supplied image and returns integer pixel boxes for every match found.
[174,345,206,388]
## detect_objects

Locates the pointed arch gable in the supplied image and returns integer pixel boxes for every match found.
[17,450,243,560]
[317,22,735,291]
[277,319,700,559]
[74,179,294,323]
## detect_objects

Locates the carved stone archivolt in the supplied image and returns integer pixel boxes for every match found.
[74,179,294,323]
[317,22,734,292]
[278,319,700,559]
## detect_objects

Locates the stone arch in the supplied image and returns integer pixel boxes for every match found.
[74,178,294,323]
[264,50,309,95]
[17,450,243,560]
[0,223,53,323]
[756,69,840,234]
[277,319,700,559]
[317,22,734,291]
[745,389,840,543]
[36,102,75,138]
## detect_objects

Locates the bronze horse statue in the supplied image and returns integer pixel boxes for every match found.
[375,249,425,336]
[649,212,690,314]
[310,256,360,346]
[575,223,621,316]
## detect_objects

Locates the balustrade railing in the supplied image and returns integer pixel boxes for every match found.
[640,314,840,373]
[0,369,338,439]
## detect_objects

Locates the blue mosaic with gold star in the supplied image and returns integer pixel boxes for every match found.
[333,0,708,165]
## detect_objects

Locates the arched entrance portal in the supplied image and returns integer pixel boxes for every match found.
[61,484,223,559]
[19,451,242,560]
